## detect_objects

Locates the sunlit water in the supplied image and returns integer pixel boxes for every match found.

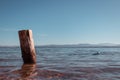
[0,47,120,80]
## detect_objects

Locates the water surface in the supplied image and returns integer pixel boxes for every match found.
[0,47,120,80]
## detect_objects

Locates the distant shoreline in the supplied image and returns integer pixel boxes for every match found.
[36,45,120,48]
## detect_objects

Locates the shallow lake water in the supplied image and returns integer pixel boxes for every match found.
[0,47,120,80]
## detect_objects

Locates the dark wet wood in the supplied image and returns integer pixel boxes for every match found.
[18,30,36,64]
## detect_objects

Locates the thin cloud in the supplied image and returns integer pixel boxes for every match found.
[36,33,48,38]
[0,28,17,32]
[39,34,48,37]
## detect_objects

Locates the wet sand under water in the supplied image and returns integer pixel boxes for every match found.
[0,64,120,80]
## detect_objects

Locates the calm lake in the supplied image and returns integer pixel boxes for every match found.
[0,47,120,80]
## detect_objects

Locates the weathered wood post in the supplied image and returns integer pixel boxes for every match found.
[18,30,36,64]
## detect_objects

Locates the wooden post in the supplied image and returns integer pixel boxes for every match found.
[18,30,36,64]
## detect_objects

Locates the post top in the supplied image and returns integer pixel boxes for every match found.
[18,29,32,32]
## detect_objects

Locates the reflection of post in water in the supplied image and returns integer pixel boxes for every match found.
[20,64,37,79]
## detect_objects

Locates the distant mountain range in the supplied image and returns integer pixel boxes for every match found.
[1,43,120,48]
[38,43,120,48]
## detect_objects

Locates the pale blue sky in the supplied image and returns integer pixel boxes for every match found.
[0,0,120,46]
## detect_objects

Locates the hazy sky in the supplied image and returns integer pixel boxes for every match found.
[0,0,120,46]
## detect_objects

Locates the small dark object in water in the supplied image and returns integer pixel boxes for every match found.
[92,52,100,55]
